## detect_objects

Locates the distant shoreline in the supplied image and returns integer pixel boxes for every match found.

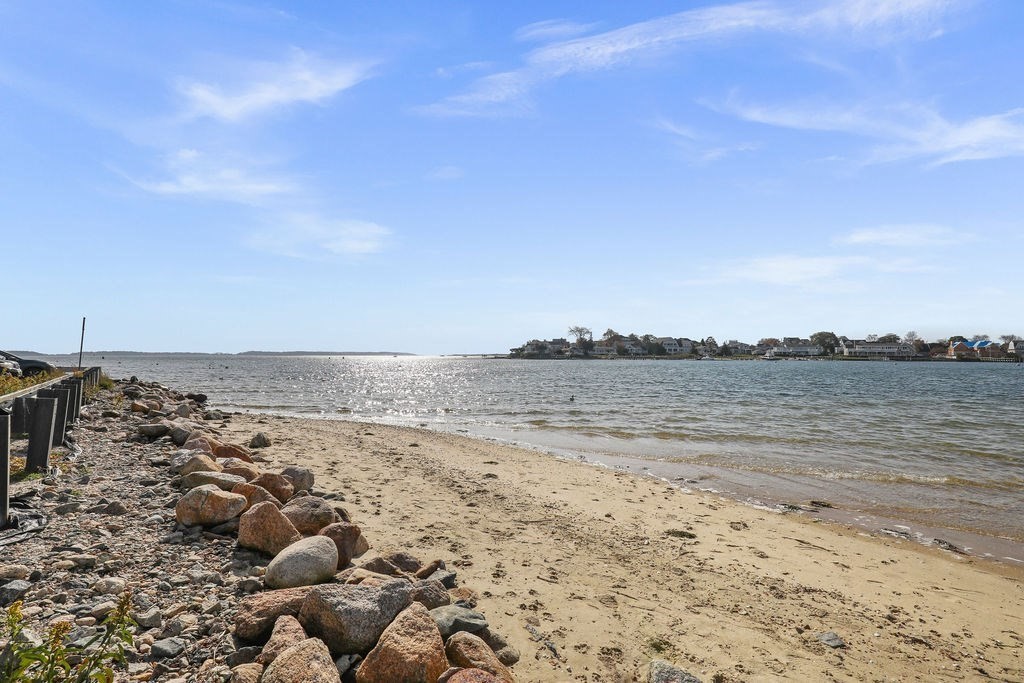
[18,350,418,357]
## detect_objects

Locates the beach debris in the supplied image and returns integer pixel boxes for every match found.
[810,500,833,508]
[665,528,697,539]
[648,658,703,682]
[933,538,967,555]
[818,631,847,649]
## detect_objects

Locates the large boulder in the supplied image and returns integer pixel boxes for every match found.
[430,605,489,639]
[138,422,170,438]
[444,632,515,683]
[178,453,222,476]
[318,522,364,568]
[280,466,314,492]
[256,615,307,665]
[215,442,254,463]
[175,485,247,527]
[282,497,339,536]
[265,536,339,589]
[298,580,413,655]
[251,473,294,504]
[237,502,301,557]
[411,579,451,610]
[222,461,261,482]
[354,602,448,683]
[443,671,502,683]
[233,483,283,511]
[229,663,263,683]
[262,638,340,683]
[180,471,247,491]
[234,587,314,641]
[183,435,218,454]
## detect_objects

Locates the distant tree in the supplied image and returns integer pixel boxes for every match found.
[758,337,780,347]
[999,334,1022,343]
[717,344,732,357]
[568,326,592,343]
[810,331,839,355]
[903,331,920,343]
[616,343,627,356]
[877,333,901,343]
[602,328,621,342]
[866,334,879,342]
[627,333,639,342]
[971,334,990,341]
[948,335,967,343]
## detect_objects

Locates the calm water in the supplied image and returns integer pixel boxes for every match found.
[61,353,1024,545]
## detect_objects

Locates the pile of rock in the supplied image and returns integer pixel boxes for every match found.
[1,378,519,683]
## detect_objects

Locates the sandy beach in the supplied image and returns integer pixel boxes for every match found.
[213,413,1024,682]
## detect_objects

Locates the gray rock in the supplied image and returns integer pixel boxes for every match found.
[265,536,339,589]
[53,502,83,515]
[250,432,272,448]
[133,606,163,629]
[280,466,314,492]
[0,580,31,606]
[334,654,361,679]
[226,645,263,667]
[150,636,187,659]
[649,659,702,682]
[170,426,194,447]
[179,471,246,491]
[428,568,458,588]
[138,423,171,438]
[818,631,847,649]
[298,580,413,655]
[428,605,488,639]
[411,579,451,610]
[92,577,127,595]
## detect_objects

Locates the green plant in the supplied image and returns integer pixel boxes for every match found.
[1,592,134,682]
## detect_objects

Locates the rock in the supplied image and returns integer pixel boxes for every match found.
[359,557,402,577]
[138,422,170,438]
[230,663,264,683]
[222,464,261,482]
[353,534,370,557]
[151,636,187,659]
[648,659,702,683]
[257,615,308,665]
[280,466,314,492]
[428,568,458,588]
[266,536,339,589]
[53,502,82,515]
[250,432,272,448]
[430,605,488,639]
[443,671,502,683]
[178,453,222,476]
[233,483,283,511]
[130,400,149,413]
[335,654,361,679]
[237,502,302,557]
[411,579,450,610]
[102,501,129,515]
[478,629,519,666]
[354,603,448,683]
[383,551,422,574]
[818,631,846,649]
[251,473,294,504]
[235,587,314,641]
[92,577,127,595]
[214,443,254,463]
[298,580,413,655]
[0,580,31,606]
[444,632,514,683]
[187,392,208,404]
[175,485,248,527]
[171,425,194,447]
[180,471,247,491]
[262,638,340,683]
[0,565,31,581]
[182,436,215,454]
[282,497,339,536]
[414,559,444,580]
[133,606,163,630]
[319,522,363,567]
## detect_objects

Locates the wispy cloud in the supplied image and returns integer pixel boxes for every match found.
[422,0,958,117]
[514,19,599,43]
[836,224,968,247]
[246,213,391,259]
[713,98,1024,166]
[125,148,293,203]
[178,50,373,122]
[425,165,464,181]
[655,117,758,162]
[722,254,867,285]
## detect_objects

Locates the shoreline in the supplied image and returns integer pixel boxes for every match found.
[213,410,1024,681]
[219,407,1024,566]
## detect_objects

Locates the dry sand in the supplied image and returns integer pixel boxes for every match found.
[220,414,1023,682]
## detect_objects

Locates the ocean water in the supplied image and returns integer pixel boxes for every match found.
[62,353,1024,545]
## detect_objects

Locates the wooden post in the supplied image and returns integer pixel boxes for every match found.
[61,379,83,422]
[36,388,70,447]
[25,397,56,473]
[12,397,31,435]
[1,411,9,528]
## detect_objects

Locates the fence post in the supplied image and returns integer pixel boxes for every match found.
[25,397,56,473]
[61,378,83,422]
[1,411,9,528]
[36,388,70,447]
[12,397,31,435]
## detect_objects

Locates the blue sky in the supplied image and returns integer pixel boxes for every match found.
[2,0,1022,354]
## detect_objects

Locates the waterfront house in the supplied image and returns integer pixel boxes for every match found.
[774,338,824,357]
[837,338,914,358]
[948,340,1004,359]
[1009,340,1023,358]
[726,340,755,355]
[658,337,682,354]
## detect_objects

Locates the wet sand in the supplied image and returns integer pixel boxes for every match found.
[220,413,1024,682]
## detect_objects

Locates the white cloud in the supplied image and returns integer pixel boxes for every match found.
[423,0,958,116]
[713,98,1024,166]
[125,149,293,203]
[836,224,968,247]
[178,50,373,122]
[426,165,464,181]
[722,254,866,285]
[514,19,599,43]
[246,213,391,258]
[655,117,758,162]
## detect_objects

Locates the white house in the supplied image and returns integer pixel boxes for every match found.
[657,337,681,354]
[836,338,914,358]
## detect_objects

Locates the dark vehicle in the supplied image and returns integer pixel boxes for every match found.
[0,358,21,377]
[0,350,56,377]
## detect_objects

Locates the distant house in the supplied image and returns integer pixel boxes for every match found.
[837,338,914,358]
[657,337,681,354]
[774,338,824,357]
[677,338,696,355]
[591,345,616,357]
[726,340,755,355]
[621,341,645,356]
[1009,340,1023,358]
[948,340,1004,359]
